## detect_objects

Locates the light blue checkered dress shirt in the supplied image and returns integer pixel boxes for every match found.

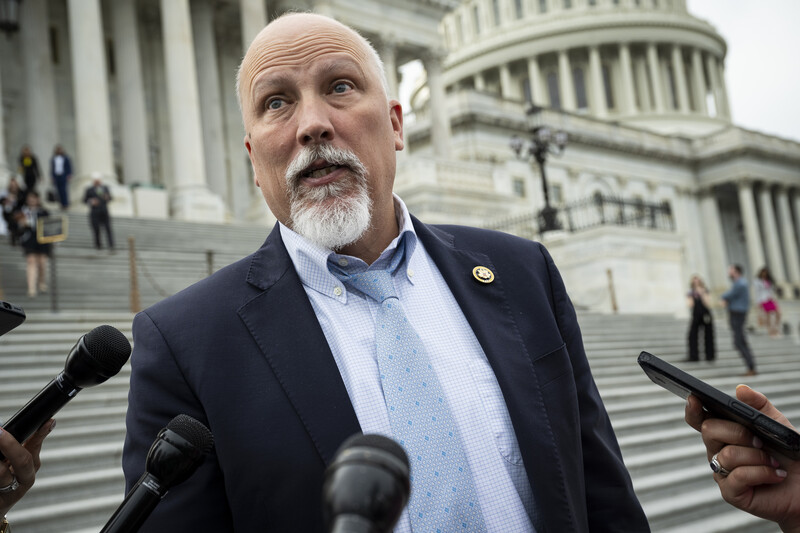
[280,196,536,532]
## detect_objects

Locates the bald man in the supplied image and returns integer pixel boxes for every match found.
[122,13,648,532]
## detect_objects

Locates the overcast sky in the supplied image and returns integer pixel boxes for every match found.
[686,0,800,142]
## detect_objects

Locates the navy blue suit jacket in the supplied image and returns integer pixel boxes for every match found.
[122,218,649,532]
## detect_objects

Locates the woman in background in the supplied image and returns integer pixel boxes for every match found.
[686,275,715,362]
[17,191,52,298]
[755,266,781,337]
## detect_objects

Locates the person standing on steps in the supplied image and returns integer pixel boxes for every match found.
[83,174,115,252]
[686,275,715,363]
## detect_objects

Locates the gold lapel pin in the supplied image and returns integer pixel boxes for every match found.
[472,266,495,284]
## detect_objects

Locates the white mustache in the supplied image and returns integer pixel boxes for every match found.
[284,144,366,186]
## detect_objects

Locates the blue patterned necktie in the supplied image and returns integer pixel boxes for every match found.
[330,239,486,532]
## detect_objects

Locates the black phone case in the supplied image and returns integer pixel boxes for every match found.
[638,351,800,461]
[0,301,26,337]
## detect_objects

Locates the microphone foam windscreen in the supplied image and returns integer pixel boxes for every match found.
[167,414,214,454]
[84,325,132,374]
[344,434,409,469]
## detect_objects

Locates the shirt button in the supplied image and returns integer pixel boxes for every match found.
[338,258,348,266]
[333,286,343,297]
[407,268,415,278]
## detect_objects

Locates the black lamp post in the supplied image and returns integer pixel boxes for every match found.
[0,0,22,35]
[509,104,567,233]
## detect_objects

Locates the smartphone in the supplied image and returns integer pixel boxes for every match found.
[0,301,26,337]
[638,350,800,461]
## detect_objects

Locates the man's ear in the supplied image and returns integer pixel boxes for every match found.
[244,135,259,187]
[389,100,404,151]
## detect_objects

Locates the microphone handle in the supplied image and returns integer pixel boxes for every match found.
[100,472,165,533]
[331,515,380,533]
[0,373,78,459]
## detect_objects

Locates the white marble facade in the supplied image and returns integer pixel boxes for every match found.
[1,0,799,313]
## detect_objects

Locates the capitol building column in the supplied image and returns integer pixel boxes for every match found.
[21,0,59,169]
[737,179,766,276]
[499,63,514,100]
[66,0,115,190]
[698,187,729,292]
[618,43,637,115]
[160,0,225,222]
[690,48,707,115]
[423,51,451,158]
[379,37,400,100]
[633,55,652,112]
[705,53,723,117]
[670,45,690,113]
[775,186,800,288]
[112,0,152,185]
[0,52,9,186]
[557,50,576,111]
[192,0,229,210]
[757,184,788,287]
[646,43,664,113]
[588,45,607,118]
[527,56,546,106]
[716,60,731,119]
[240,0,274,225]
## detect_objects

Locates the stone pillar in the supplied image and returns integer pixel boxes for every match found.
[499,63,514,100]
[646,43,664,113]
[757,184,787,285]
[474,72,486,91]
[737,179,766,276]
[690,48,707,115]
[67,0,116,189]
[705,53,722,117]
[21,0,60,171]
[557,49,576,111]
[775,186,800,285]
[699,188,729,292]
[634,56,652,112]
[527,56,546,106]
[794,190,800,264]
[112,0,152,185]
[192,0,229,210]
[160,0,224,222]
[670,45,690,113]
[379,37,400,100]
[240,0,267,48]
[676,188,710,284]
[588,45,607,118]
[716,60,731,120]
[423,52,451,158]
[618,43,637,115]
[0,46,9,187]
[240,0,273,225]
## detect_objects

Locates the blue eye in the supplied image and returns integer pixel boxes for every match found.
[333,82,350,94]
[267,99,284,110]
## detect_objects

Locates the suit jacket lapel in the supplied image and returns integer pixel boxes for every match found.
[237,224,361,464]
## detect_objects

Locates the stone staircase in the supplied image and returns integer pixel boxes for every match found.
[1,216,798,532]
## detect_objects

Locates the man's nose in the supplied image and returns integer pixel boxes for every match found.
[296,98,334,145]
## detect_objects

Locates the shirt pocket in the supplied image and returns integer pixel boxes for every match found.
[469,359,523,466]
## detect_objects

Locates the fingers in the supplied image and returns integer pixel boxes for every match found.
[700,417,762,461]
[0,419,55,489]
[685,394,707,432]
[736,385,794,429]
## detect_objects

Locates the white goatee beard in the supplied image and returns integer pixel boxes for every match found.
[285,145,373,251]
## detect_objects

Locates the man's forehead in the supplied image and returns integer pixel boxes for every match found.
[241,16,370,92]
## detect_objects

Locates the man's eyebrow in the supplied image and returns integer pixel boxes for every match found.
[317,58,366,80]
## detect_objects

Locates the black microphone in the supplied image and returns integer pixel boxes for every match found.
[100,415,214,533]
[0,300,26,337]
[323,433,411,533]
[0,325,130,458]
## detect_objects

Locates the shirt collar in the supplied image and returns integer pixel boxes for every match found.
[280,194,418,301]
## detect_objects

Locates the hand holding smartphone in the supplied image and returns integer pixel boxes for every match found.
[638,351,800,461]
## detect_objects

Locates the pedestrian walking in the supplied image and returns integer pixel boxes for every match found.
[721,264,756,376]
[754,266,781,337]
[18,146,41,195]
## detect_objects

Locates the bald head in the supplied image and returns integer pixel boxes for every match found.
[236,13,389,121]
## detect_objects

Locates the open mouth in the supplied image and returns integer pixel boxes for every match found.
[302,164,342,180]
